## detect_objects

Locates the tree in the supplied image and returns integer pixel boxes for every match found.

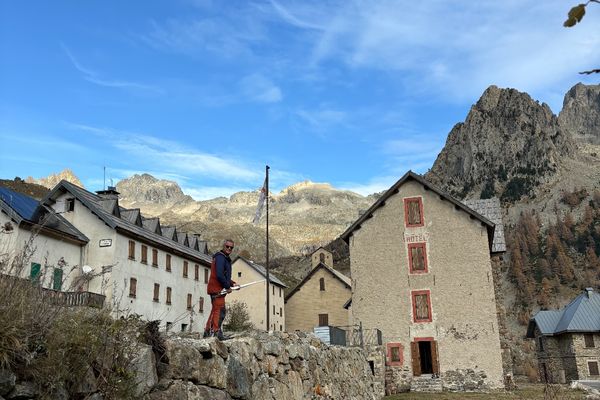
[564,1,600,74]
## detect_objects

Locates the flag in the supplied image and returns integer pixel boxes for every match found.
[252,177,267,224]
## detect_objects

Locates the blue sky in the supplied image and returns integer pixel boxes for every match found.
[1,1,599,199]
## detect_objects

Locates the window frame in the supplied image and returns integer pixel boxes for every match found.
[411,289,432,323]
[128,240,136,260]
[141,245,148,264]
[129,278,137,298]
[187,293,192,310]
[166,287,172,305]
[589,361,599,376]
[408,242,428,274]
[199,297,204,313]
[204,268,209,283]
[166,254,171,272]
[404,197,425,228]
[152,248,158,267]
[183,261,189,278]
[318,313,329,326]
[194,264,199,281]
[153,283,160,302]
[319,277,325,291]
[585,334,595,348]
[386,342,404,366]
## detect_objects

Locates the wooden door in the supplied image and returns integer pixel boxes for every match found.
[411,341,421,376]
[431,340,440,374]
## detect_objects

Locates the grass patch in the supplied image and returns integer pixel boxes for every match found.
[384,384,586,400]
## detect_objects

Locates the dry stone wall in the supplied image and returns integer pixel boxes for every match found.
[149,331,382,400]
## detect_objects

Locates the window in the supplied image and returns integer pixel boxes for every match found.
[279,287,282,297]
[320,253,325,263]
[272,285,275,295]
[194,264,199,281]
[238,271,242,278]
[273,305,276,315]
[205,268,209,283]
[152,249,158,267]
[65,198,75,212]
[386,343,404,366]
[187,293,192,310]
[319,277,325,291]
[53,268,63,291]
[589,361,599,376]
[411,290,432,323]
[280,325,283,331]
[199,297,204,313]
[408,243,428,273]
[30,262,41,283]
[538,336,545,352]
[318,314,329,326]
[166,287,172,305]
[181,323,188,332]
[183,261,189,278]
[584,334,595,348]
[129,278,137,298]
[141,245,148,264]
[404,197,424,227]
[128,240,135,260]
[166,322,172,331]
[166,254,171,272]
[153,283,160,302]
[280,307,283,316]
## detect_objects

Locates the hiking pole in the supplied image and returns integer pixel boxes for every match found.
[217,279,265,296]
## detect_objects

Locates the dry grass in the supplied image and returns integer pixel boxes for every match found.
[384,384,586,400]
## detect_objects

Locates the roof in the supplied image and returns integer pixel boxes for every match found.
[233,256,287,288]
[285,262,351,302]
[463,198,506,253]
[42,180,211,265]
[339,171,497,253]
[0,187,88,243]
[0,186,40,221]
[527,288,600,337]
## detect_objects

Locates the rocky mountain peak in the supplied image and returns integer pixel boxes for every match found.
[426,85,576,202]
[116,174,193,206]
[559,83,600,145]
[26,168,83,189]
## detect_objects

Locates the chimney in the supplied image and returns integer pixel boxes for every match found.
[586,287,594,298]
[96,186,120,200]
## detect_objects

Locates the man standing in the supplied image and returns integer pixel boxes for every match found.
[204,239,236,340]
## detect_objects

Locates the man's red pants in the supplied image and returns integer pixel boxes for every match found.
[205,294,226,333]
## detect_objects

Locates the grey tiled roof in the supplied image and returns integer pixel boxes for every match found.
[234,256,287,288]
[463,198,506,253]
[42,181,211,265]
[141,217,161,234]
[121,209,141,225]
[527,288,600,337]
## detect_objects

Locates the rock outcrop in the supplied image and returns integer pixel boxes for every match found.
[559,83,600,145]
[116,174,194,207]
[26,168,83,189]
[426,85,576,202]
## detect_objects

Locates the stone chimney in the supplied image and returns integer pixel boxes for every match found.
[586,287,594,298]
[96,186,120,200]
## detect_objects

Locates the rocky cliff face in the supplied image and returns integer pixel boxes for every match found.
[426,85,576,202]
[116,174,194,208]
[26,168,83,189]
[559,83,600,145]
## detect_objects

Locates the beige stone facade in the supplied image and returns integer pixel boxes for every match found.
[285,263,351,332]
[311,247,333,268]
[342,172,504,391]
[229,257,286,332]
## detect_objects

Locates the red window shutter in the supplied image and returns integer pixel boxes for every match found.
[411,342,421,376]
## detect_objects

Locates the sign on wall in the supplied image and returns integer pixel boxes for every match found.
[99,239,112,247]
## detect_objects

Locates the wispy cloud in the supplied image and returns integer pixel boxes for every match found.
[240,73,282,103]
[295,106,347,131]
[66,123,260,182]
[61,43,163,94]
[338,175,398,196]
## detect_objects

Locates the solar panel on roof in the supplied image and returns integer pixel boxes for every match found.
[0,187,39,220]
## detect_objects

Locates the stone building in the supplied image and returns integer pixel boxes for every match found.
[340,171,506,392]
[527,287,600,383]
[229,256,287,331]
[1,181,212,333]
[285,247,352,333]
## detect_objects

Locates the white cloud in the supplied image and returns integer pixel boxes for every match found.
[338,175,398,196]
[240,74,283,103]
[295,107,347,130]
[61,43,163,94]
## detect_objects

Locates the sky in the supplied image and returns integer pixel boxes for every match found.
[1,1,599,200]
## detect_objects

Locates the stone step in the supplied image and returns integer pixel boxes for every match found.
[410,375,443,392]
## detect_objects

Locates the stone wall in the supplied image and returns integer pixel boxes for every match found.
[150,331,382,400]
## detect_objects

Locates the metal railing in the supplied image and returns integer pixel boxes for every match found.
[320,323,382,348]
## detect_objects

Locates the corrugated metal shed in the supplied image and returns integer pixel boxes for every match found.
[527,288,600,337]
[463,198,506,253]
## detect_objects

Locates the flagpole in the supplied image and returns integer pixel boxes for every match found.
[265,165,270,331]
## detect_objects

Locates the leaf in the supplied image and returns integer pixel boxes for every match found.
[564,4,586,27]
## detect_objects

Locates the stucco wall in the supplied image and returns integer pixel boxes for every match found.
[50,192,209,333]
[349,180,504,389]
[285,266,351,332]
[229,259,286,331]
[311,248,333,268]
[0,211,83,291]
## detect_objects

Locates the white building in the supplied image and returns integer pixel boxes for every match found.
[229,257,287,332]
[1,181,212,332]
